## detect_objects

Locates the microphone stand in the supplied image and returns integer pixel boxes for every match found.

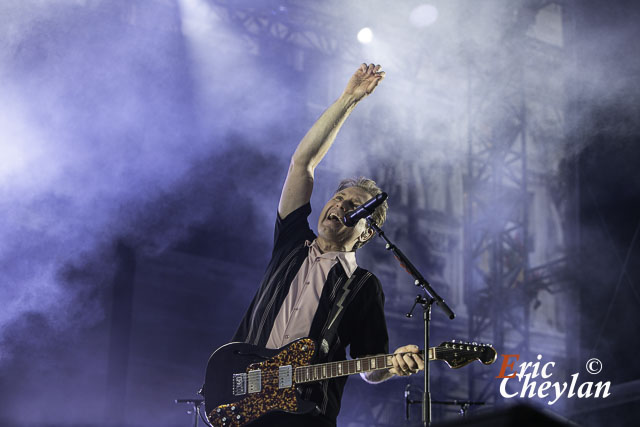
[175,398,205,427]
[366,216,455,427]
[406,384,485,419]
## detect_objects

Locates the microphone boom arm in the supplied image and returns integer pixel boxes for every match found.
[365,216,455,319]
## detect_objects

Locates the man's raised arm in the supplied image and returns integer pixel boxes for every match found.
[278,63,385,219]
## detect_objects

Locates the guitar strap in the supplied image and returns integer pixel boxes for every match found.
[318,268,370,358]
[306,268,371,414]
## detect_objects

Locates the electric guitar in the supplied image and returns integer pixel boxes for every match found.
[202,337,496,426]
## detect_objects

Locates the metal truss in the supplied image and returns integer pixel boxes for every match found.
[462,0,569,407]
[208,0,360,60]
[463,52,530,406]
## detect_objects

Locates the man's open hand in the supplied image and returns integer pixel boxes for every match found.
[343,63,385,102]
[389,344,425,376]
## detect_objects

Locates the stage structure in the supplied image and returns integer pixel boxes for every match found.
[462,0,573,408]
[209,0,355,59]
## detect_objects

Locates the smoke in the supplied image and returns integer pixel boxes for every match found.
[0,0,300,364]
[0,2,303,424]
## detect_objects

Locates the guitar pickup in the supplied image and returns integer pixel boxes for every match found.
[278,365,292,389]
[247,369,262,393]
[232,373,247,396]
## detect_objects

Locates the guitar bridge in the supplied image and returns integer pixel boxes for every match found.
[232,373,247,396]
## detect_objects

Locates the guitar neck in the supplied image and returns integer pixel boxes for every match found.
[295,348,434,384]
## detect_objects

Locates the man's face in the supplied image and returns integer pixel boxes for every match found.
[317,186,374,251]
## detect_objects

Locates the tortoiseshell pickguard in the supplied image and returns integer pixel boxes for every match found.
[207,338,316,427]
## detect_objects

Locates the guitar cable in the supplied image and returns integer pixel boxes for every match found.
[199,401,214,427]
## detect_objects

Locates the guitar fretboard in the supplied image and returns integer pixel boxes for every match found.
[294,349,433,383]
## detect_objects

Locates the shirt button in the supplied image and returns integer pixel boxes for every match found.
[284,335,289,339]
[293,307,299,311]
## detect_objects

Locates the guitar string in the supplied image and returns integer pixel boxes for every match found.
[242,355,392,382]
[241,350,422,381]
[243,348,491,382]
[234,348,492,383]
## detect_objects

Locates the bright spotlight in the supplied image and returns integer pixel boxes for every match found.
[357,27,373,44]
[410,4,439,28]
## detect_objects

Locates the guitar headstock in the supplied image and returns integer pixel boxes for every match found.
[435,340,497,369]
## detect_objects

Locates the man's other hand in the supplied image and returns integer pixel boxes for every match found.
[389,344,424,376]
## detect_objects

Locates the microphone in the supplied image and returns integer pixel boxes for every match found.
[343,192,388,227]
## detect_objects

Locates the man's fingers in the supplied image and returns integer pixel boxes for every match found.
[389,345,423,376]
[367,71,384,90]
[353,63,385,97]
[366,79,380,94]
[404,345,424,372]
[395,354,410,375]
[356,63,384,76]
[403,354,424,374]
[397,344,419,354]
[390,355,424,376]
[403,354,418,372]
[415,354,425,370]
[390,355,401,376]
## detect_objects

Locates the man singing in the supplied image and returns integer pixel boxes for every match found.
[232,63,424,426]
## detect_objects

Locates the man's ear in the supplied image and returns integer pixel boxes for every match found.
[360,227,375,244]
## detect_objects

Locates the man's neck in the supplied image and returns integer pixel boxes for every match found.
[316,236,354,253]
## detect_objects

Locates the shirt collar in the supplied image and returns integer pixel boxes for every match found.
[306,240,358,278]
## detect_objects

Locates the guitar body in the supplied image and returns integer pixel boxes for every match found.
[203,338,318,426]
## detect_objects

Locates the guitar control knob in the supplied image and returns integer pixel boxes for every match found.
[216,408,221,413]
[231,406,236,411]
[222,417,226,422]
[236,415,242,420]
